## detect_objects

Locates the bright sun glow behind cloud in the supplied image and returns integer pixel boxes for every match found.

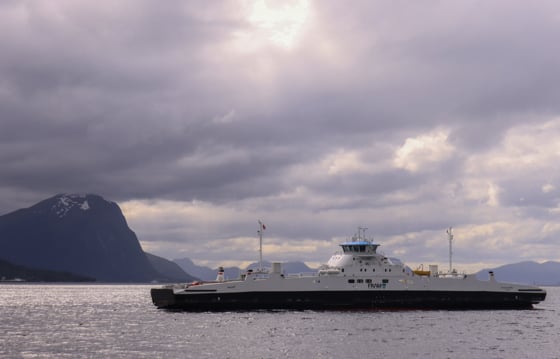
[235,0,311,51]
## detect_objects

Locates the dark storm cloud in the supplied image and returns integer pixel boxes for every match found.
[2,1,560,268]
[498,179,560,209]
[314,1,560,126]
[0,2,250,205]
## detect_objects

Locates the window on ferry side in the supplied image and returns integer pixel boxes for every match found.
[348,279,355,283]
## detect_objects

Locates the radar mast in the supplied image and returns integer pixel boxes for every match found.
[446,227,454,274]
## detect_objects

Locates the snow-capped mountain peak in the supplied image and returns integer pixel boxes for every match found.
[51,194,92,218]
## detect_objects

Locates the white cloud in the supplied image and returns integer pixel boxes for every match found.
[323,149,366,175]
[466,119,560,178]
[393,129,455,172]
[486,182,500,207]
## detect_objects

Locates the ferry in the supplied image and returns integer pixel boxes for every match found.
[151,224,546,311]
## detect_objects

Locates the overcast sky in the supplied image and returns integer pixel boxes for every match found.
[2,0,560,271]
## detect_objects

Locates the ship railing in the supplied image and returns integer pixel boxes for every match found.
[286,272,318,278]
[247,272,272,280]
[435,271,467,279]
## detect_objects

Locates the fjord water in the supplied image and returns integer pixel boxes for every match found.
[1,285,558,358]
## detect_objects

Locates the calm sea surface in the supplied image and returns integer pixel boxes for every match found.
[0,284,558,359]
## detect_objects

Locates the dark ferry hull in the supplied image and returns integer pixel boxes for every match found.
[151,288,546,311]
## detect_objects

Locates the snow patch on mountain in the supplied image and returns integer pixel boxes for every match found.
[51,194,91,218]
[80,201,90,211]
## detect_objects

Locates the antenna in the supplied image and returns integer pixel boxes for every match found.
[358,226,369,241]
[446,227,453,273]
[257,220,265,272]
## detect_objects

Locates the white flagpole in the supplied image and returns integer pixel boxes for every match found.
[258,220,264,272]
[447,227,453,274]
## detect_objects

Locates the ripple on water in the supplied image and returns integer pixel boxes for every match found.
[0,285,558,359]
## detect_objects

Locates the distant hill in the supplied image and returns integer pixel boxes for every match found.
[0,257,94,282]
[146,253,196,283]
[476,261,560,285]
[0,193,186,282]
[173,258,237,281]
[174,258,316,281]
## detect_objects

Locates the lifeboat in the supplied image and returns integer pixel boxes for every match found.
[413,265,430,276]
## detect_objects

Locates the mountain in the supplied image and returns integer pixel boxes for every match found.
[0,257,94,282]
[173,257,316,281]
[173,257,237,281]
[476,261,560,285]
[0,193,179,282]
[146,253,196,282]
